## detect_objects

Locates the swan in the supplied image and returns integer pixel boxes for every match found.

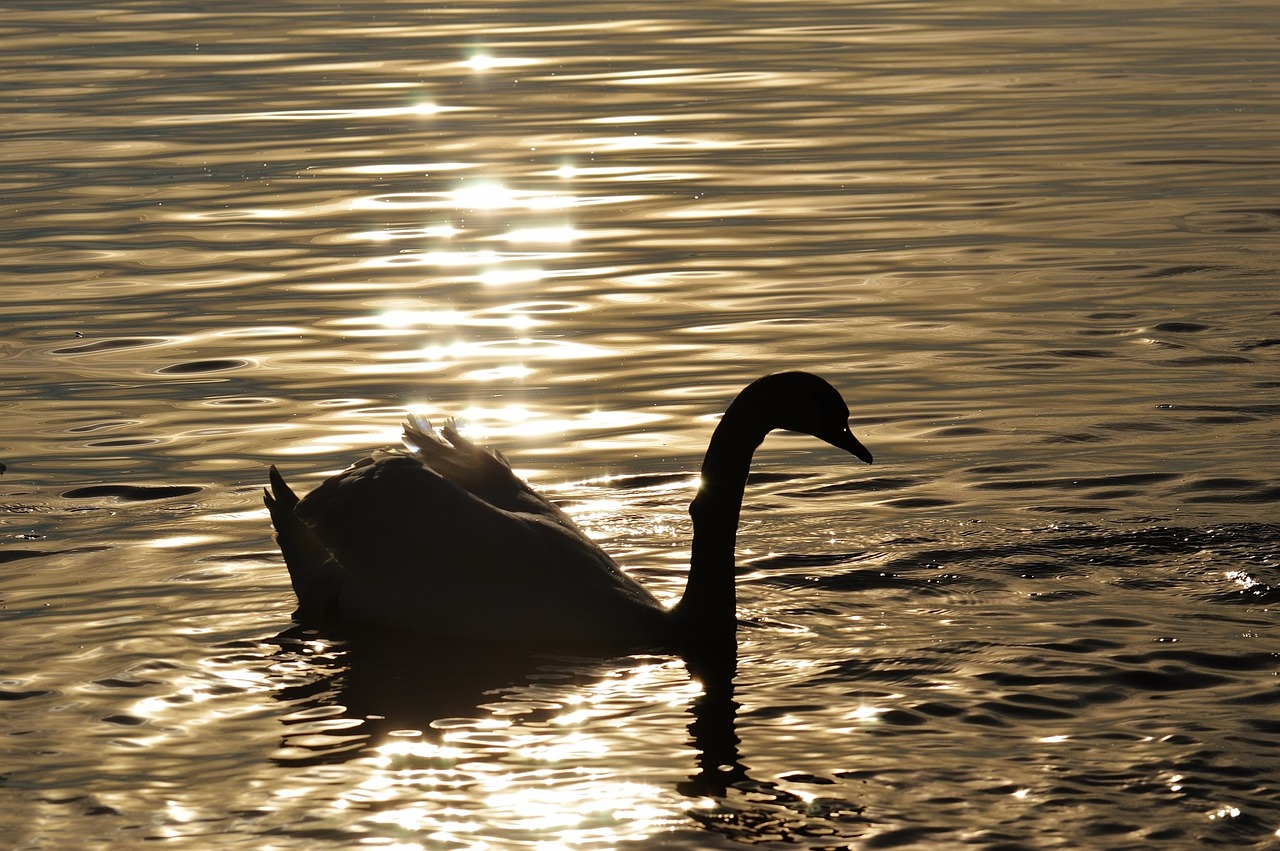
[264,372,872,646]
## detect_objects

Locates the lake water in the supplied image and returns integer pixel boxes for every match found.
[2,0,1278,847]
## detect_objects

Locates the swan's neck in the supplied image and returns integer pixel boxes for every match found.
[671,401,770,641]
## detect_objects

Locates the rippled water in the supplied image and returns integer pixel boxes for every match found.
[3,0,1278,847]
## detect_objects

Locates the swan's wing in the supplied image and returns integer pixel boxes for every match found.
[400,418,585,533]
[293,454,666,641]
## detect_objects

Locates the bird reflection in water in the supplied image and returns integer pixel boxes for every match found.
[269,628,868,844]
[270,626,744,783]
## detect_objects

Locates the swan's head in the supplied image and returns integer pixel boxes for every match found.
[748,372,873,464]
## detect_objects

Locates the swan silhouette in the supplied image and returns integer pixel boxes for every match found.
[265,372,872,646]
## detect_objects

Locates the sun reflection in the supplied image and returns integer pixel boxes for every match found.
[348,307,541,332]
[148,534,220,549]
[477,266,547,287]
[150,103,465,125]
[353,223,460,242]
[846,704,887,726]
[451,182,576,212]
[500,226,579,244]
[319,659,690,847]
[451,181,518,210]
[414,338,613,364]
[462,364,536,382]
[464,53,538,72]
[345,162,472,176]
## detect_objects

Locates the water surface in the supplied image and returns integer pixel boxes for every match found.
[2,0,1278,847]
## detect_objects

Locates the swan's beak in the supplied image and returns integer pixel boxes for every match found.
[828,426,873,464]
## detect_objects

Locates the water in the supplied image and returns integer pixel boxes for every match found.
[2,0,1278,847]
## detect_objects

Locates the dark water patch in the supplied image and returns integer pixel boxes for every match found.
[746,551,872,572]
[743,471,803,486]
[597,472,694,490]
[789,475,934,496]
[869,527,1280,601]
[777,772,835,785]
[990,360,1068,370]
[1042,432,1108,443]
[883,496,957,509]
[1031,637,1124,654]
[1112,665,1232,692]
[1047,348,1115,359]
[773,565,962,597]
[156,358,250,374]
[1093,419,1179,432]
[971,472,1179,492]
[1112,649,1278,673]
[862,825,952,848]
[1028,589,1100,601]
[1233,690,1280,709]
[1177,476,1280,504]
[1151,322,1210,333]
[1077,327,1134,337]
[0,545,110,564]
[1077,617,1151,629]
[1135,265,1222,279]
[878,708,929,726]
[969,463,1050,475]
[1086,310,1141,319]
[1186,488,1280,505]
[1240,338,1280,351]
[50,337,169,355]
[1178,207,1280,235]
[198,550,281,565]
[1166,354,1253,366]
[61,484,203,502]
[1026,504,1119,515]
[816,655,964,689]
[86,438,162,448]
[929,425,993,437]
[1187,414,1258,425]
[913,701,965,718]
[1158,402,1280,416]
[973,699,1074,721]
[0,687,51,701]
[0,548,57,564]
[959,710,1010,728]
[92,676,162,689]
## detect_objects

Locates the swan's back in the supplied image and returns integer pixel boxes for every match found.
[277,432,669,643]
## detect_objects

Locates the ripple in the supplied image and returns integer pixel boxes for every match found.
[1152,321,1210,333]
[61,484,203,502]
[50,337,170,355]
[156,358,251,374]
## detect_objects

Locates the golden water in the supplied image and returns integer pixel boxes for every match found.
[2,1,1278,847]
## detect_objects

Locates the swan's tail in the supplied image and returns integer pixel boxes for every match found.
[264,466,344,626]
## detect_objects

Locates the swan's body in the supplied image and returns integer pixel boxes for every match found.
[265,372,872,646]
